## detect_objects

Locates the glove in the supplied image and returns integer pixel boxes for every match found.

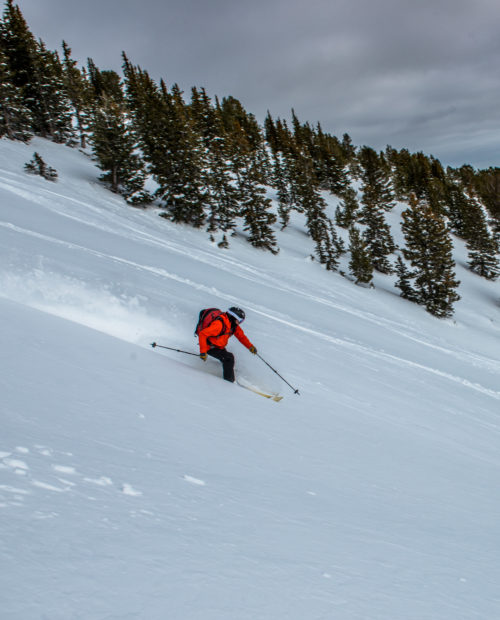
[249,346,257,354]
[200,353,208,361]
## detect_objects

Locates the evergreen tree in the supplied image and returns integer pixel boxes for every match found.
[335,186,359,228]
[387,148,447,213]
[61,42,91,148]
[445,183,499,279]
[1,2,73,141]
[190,87,239,241]
[89,95,149,203]
[387,147,412,200]
[293,152,343,268]
[264,110,280,153]
[33,42,74,142]
[360,202,395,273]
[216,95,277,253]
[358,146,395,212]
[341,133,359,177]
[348,226,373,286]
[220,95,270,183]
[239,171,278,254]
[264,114,300,228]
[87,59,124,104]
[123,56,206,226]
[358,147,396,273]
[446,183,470,238]
[461,198,499,280]
[475,167,500,222]
[24,151,57,180]
[270,148,293,228]
[0,45,32,140]
[0,0,37,92]
[400,194,460,318]
[311,123,349,195]
[394,254,419,302]
[233,126,278,253]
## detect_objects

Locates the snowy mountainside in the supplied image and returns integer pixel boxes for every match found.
[1,137,500,620]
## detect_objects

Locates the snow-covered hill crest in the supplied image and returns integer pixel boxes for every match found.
[1,137,500,620]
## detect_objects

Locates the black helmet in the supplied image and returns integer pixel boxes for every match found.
[227,306,245,323]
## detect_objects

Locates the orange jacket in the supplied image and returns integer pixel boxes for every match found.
[198,312,253,354]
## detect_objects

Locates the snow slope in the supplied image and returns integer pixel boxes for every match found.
[1,137,500,620]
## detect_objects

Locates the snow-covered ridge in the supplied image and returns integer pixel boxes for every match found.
[1,137,500,620]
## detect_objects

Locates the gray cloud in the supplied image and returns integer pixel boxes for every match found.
[14,0,500,168]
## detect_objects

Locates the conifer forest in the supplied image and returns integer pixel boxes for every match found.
[1,0,499,319]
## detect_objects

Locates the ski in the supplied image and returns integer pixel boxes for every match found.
[237,379,283,402]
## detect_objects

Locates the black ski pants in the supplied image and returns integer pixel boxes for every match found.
[207,347,235,382]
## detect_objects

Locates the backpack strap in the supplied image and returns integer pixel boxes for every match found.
[210,315,226,334]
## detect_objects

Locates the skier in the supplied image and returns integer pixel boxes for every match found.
[197,307,257,382]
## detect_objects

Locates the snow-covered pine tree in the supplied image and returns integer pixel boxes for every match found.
[401,194,460,318]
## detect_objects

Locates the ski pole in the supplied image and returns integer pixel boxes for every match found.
[256,353,300,395]
[150,342,199,357]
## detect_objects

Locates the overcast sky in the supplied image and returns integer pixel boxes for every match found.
[13,0,500,168]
